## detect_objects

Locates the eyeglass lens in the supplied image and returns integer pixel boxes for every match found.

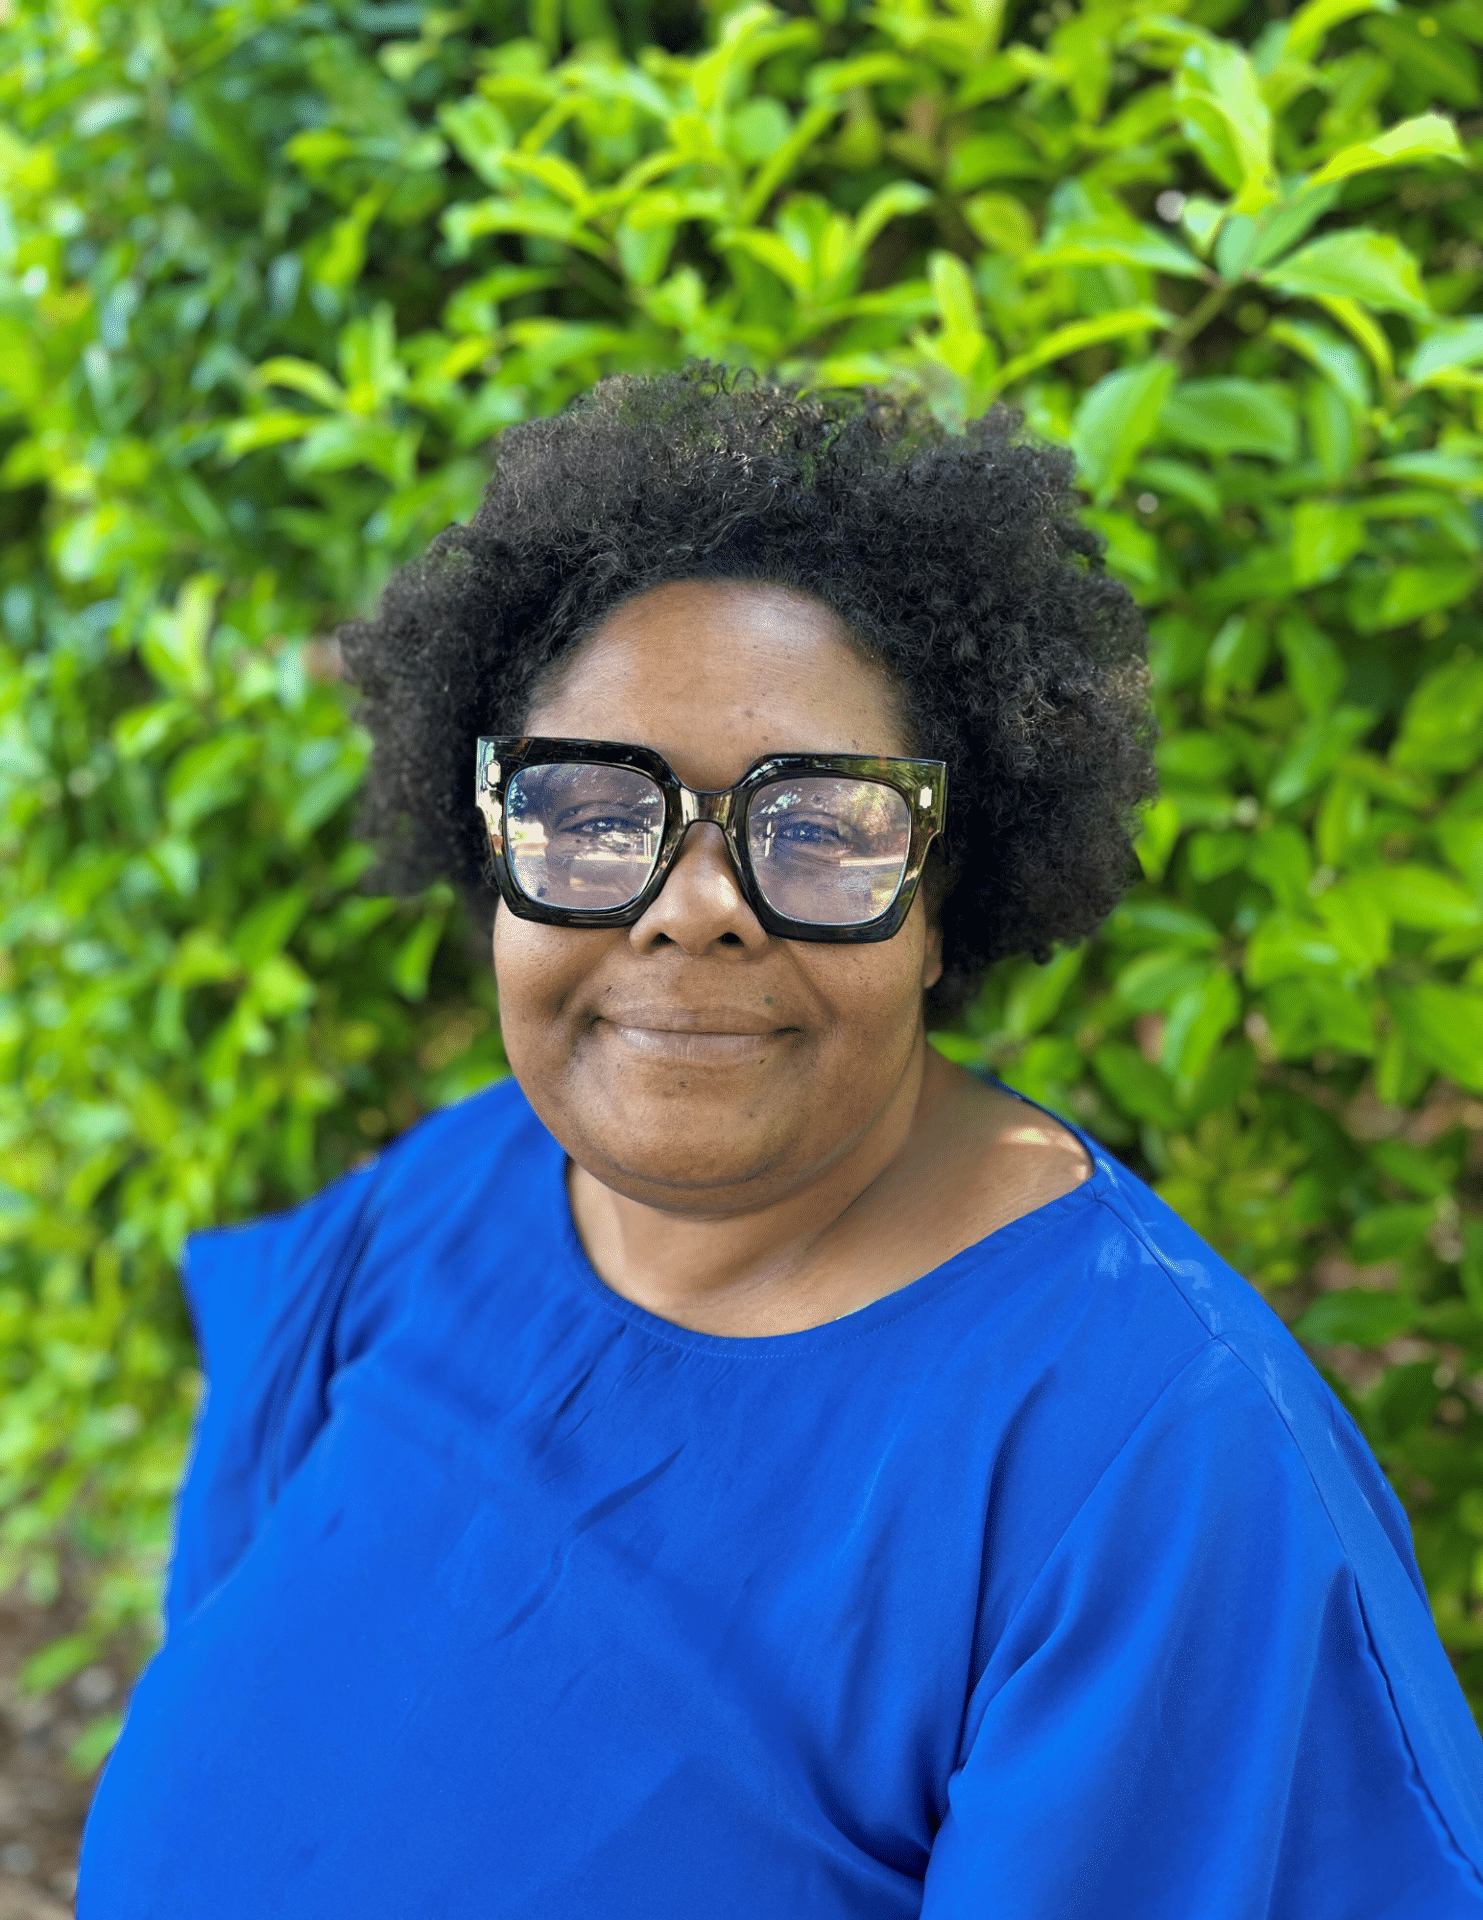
[506,764,666,912]
[504,763,912,926]
[745,776,911,925]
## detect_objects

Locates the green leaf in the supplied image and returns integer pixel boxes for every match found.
[1240,184,1342,274]
[1365,561,1478,633]
[1001,947,1084,1038]
[962,192,1037,259]
[928,250,982,339]
[1351,1201,1435,1263]
[1159,378,1297,460]
[220,412,315,460]
[1407,319,1483,388]
[1266,705,1375,807]
[294,417,419,486]
[1294,1288,1417,1348]
[1132,457,1221,520]
[1248,824,1312,908]
[1386,981,1483,1090]
[1113,946,1216,1013]
[1374,450,1483,489]
[999,1034,1083,1116]
[1260,229,1431,320]
[1071,360,1176,504]
[990,307,1170,392]
[1033,221,1206,278]
[1245,911,1344,985]
[1162,967,1241,1084]
[1362,15,1481,109]
[1204,611,1269,702]
[737,100,843,225]
[254,357,345,410]
[442,195,607,260]
[164,734,256,832]
[113,698,194,760]
[1187,829,1249,881]
[1310,112,1465,184]
[1314,881,1391,972]
[1263,975,1377,1055]
[1369,1138,1450,1199]
[1091,1042,1180,1128]
[1157,729,1239,782]
[1393,659,1483,773]
[1174,38,1275,212]
[1284,0,1397,64]
[1306,381,1359,485]
[284,748,367,845]
[726,97,794,165]
[68,1711,124,1776]
[233,889,311,969]
[1291,499,1366,588]
[1270,319,1371,410]
[1276,611,1346,715]
[437,98,514,187]
[18,1632,98,1695]
[391,907,448,1002]
[721,227,813,293]
[1351,865,1482,931]
[850,180,933,258]
[944,130,1042,189]
[1438,811,1483,895]
[1103,899,1222,948]
[140,575,219,697]
[1135,795,1182,881]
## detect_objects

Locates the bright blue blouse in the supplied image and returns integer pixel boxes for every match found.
[80,1076,1483,1917]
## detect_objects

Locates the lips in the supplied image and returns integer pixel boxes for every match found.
[602,1008,785,1035]
[596,1006,794,1064]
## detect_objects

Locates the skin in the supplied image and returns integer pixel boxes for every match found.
[493,579,1090,1338]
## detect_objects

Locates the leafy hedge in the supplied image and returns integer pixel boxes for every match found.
[4,0,1483,1753]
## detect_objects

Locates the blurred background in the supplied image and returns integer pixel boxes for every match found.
[2,0,1482,1899]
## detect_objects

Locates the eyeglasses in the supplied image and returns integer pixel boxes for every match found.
[475,737,947,943]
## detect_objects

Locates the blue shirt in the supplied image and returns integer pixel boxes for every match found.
[80,1076,1483,1917]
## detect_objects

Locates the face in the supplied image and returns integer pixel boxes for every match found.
[493,579,942,1215]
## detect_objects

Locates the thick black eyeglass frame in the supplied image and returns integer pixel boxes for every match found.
[475,736,948,944]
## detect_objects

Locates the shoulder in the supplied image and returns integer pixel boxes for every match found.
[183,1075,547,1367]
[1034,1151,1425,1589]
[934,1127,1424,1602]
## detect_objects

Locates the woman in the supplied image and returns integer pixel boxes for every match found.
[81,370,1483,1916]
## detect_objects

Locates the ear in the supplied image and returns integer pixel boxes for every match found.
[921,912,943,994]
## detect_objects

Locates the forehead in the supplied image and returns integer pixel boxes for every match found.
[525,580,910,788]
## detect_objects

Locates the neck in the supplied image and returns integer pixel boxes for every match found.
[567,1030,936,1337]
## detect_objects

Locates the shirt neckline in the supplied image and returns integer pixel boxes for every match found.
[543,1082,1119,1359]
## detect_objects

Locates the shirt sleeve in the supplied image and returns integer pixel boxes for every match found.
[920,1339,1483,1920]
[165,1161,379,1633]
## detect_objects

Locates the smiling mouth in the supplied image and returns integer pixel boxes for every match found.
[600,1017,793,1065]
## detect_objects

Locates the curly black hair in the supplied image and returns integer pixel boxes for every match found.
[340,364,1156,1013]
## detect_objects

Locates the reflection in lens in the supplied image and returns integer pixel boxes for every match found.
[506,763,664,912]
[746,776,911,926]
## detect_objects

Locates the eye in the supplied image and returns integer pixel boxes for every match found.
[565,812,644,838]
[771,813,854,851]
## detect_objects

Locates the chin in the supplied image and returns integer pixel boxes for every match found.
[577,1051,801,1125]
[582,1116,795,1207]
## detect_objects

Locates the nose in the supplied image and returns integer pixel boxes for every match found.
[628,822,769,957]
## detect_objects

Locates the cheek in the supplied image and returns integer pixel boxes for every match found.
[795,906,931,1041]
[491,913,593,1044]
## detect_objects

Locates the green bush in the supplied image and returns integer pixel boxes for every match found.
[4,0,1483,1748]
